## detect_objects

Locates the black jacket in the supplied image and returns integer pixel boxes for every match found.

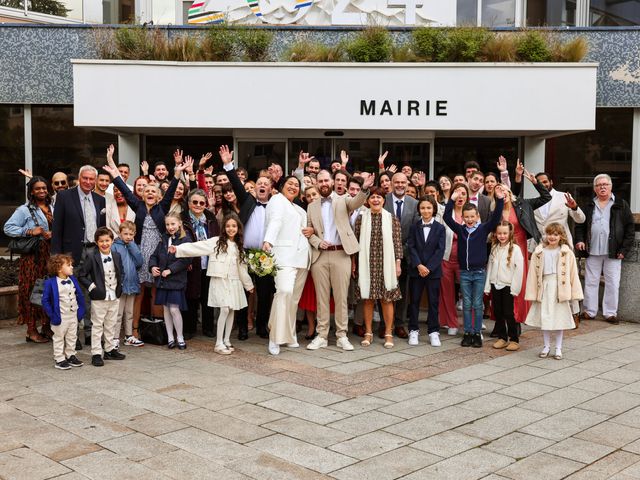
[181,209,220,299]
[510,182,552,243]
[149,232,192,291]
[227,166,258,226]
[574,196,635,259]
[51,187,106,264]
[406,220,446,279]
[78,248,124,300]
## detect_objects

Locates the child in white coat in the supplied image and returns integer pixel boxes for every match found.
[484,221,524,351]
[170,213,254,355]
[525,222,583,360]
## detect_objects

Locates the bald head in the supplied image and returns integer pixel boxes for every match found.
[392,172,408,198]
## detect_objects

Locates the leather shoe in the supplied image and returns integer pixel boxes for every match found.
[237,329,249,341]
[352,324,365,338]
[76,338,83,350]
[394,326,408,339]
[104,349,126,360]
[605,316,619,325]
[91,354,104,367]
[257,329,269,339]
[377,323,385,339]
[580,312,595,320]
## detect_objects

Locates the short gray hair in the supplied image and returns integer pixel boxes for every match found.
[593,173,612,187]
[78,165,98,177]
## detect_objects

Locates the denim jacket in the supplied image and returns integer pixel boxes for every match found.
[111,238,144,295]
[3,204,50,237]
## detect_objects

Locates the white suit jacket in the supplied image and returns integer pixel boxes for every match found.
[534,189,586,247]
[263,193,310,270]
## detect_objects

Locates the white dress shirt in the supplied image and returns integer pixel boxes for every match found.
[101,252,118,301]
[321,195,341,245]
[422,218,435,243]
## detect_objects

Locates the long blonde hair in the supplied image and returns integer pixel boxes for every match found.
[164,212,186,239]
[490,220,515,266]
[544,222,569,248]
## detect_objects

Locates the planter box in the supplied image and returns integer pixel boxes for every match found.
[0,286,18,320]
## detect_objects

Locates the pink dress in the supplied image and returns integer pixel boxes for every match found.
[509,208,530,323]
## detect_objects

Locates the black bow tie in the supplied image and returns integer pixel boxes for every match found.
[257,203,267,208]
[61,280,71,285]
[103,257,112,263]
[422,223,432,229]
[321,197,332,204]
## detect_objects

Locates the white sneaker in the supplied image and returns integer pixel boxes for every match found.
[429,332,441,347]
[307,336,328,350]
[336,337,354,351]
[456,300,463,311]
[408,330,419,346]
[124,336,144,347]
[482,323,487,331]
[447,328,458,336]
[286,336,299,348]
[268,341,280,355]
[113,339,120,350]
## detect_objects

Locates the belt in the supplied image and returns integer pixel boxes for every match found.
[325,245,344,251]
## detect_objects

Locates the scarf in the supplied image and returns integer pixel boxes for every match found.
[358,208,397,299]
[189,211,209,269]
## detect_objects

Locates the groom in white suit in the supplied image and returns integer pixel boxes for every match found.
[533,173,586,247]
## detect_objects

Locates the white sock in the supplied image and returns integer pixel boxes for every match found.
[169,304,184,343]
[163,306,175,343]
[223,309,234,345]
[542,330,551,350]
[216,307,230,347]
[554,330,563,352]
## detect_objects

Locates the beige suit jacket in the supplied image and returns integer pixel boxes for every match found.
[307,190,368,264]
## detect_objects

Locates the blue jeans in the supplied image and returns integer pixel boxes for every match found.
[460,269,486,334]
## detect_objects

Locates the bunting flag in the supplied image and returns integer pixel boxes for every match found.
[245,0,262,17]
[295,0,312,9]
[188,10,225,23]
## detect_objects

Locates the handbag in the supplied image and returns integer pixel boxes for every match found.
[139,317,168,345]
[29,278,45,306]
[8,206,42,255]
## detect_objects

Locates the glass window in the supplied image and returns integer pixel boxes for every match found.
[482,0,516,26]
[527,0,576,26]
[0,105,25,247]
[433,137,518,181]
[590,0,640,26]
[145,135,233,175]
[152,0,175,24]
[289,139,332,170]
[102,0,135,23]
[545,108,633,207]
[237,141,286,180]
[457,0,478,25]
[32,105,117,187]
[381,142,430,176]
[334,139,379,174]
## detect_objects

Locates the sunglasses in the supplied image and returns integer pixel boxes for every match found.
[191,200,206,206]
[53,181,67,186]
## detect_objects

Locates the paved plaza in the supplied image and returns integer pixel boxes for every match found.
[2,318,640,480]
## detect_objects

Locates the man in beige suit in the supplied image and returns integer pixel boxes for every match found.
[307,169,374,351]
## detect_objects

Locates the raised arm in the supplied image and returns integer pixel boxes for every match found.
[174,237,217,258]
[220,145,251,206]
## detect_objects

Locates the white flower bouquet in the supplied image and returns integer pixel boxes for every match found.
[245,248,278,277]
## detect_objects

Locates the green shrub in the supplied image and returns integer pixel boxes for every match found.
[482,33,517,62]
[516,30,551,62]
[113,27,158,60]
[438,27,490,62]
[411,27,446,61]
[345,26,392,62]
[391,44,419,62]
[285,41,346,62]
[202,25,236,61]
[237,28,273,62]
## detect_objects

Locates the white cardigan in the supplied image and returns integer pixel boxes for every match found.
[484,243,525,296]
[263,193,310,270]
[435,203,455,262]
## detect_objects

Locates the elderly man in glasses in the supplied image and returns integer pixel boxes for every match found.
[575,173,634,324]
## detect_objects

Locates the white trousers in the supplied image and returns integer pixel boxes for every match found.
[583,255,621,318]
[91,299,119,355]
[268,266,308,345]
[115,294,135,339]
[51,315,77,362]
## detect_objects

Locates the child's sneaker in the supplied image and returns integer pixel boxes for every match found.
[113,339,120,350]
[55,360,72,370]
[124,335,144,347]
[461,333,473,347]
[472,333,483,348]
[67,355,84,367]
[408,330,419,346]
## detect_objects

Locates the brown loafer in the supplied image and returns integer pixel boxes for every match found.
[580,312,595,320]
[605,316,619,325]
[40,327,54,339]
[352,325,365,338]
[394,326,408,339]
[26,332,49,343]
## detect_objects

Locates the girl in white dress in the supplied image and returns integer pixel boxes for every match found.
[171,213,254,355]
[525,223,583,360]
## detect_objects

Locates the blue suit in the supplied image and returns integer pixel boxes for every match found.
[406,219,445,334]
[41,275,86,326]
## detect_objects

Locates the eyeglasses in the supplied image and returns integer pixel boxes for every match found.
[595,183,611,188]
[191,200,206,206]
[53,181,67,186]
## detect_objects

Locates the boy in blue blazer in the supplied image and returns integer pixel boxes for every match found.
[407,196,446,347]
[42,254,86,370]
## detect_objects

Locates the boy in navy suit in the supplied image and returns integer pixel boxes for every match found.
[407,196,446,347]
[42,254,86,370]
[78,227,126,366]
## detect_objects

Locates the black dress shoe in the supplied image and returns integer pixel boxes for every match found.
[202,330,215,338]
[91,354,104,367]
[76,339,83,351]
[256,329,269,339]
[104,349,126,360]
[489,330,499,338]
[168,341,176,349]
[237,329,249,341]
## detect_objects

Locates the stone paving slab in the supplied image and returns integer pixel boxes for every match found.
[3,316,640,479]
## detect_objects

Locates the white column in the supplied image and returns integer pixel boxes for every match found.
[630,108,640,214]
[523,136,545,198]
[118,134,141,180]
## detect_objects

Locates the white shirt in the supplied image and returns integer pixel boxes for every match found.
[543,247,560,275]
[101,252,118,301]
[538,188,555,219]
[469,190,481,205]
[78,188,96,243]
[244,202,267,249]
[421,218,435,243]
[56,276,78,321]
[391,194,405,219]
[321,194,341,245]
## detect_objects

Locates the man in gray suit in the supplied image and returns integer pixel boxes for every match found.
[382,172,419,339]
[468,171,491,223]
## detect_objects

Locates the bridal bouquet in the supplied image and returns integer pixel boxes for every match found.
[245,248,278,277]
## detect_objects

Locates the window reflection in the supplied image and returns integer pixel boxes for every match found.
[289,139,332,170]
[0,106,25,246]
[457,0,477,25]
[590,0,640,26]
[527,0,576,26]
[434,137,518,181]
[237,141,286,180]
[481,0,515,26]
[334,139,379,173]
[381,143,430,177]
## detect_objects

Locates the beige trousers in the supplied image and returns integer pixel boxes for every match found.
[311,250,351,339]
[91,299,119,356]
[115,294,135,338]
[51,314,77,363]
[268,266,308,345]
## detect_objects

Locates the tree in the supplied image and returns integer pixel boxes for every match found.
[0,0,69,17]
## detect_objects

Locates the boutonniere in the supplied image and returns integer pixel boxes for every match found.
[100,208,106,215]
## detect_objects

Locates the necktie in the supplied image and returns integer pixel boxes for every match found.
[84,194,97,243]
[103,257,112,263]
[422,223,432,229]
[257,202,267,208]
[61,279,71,285]
[395,200,403,220]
